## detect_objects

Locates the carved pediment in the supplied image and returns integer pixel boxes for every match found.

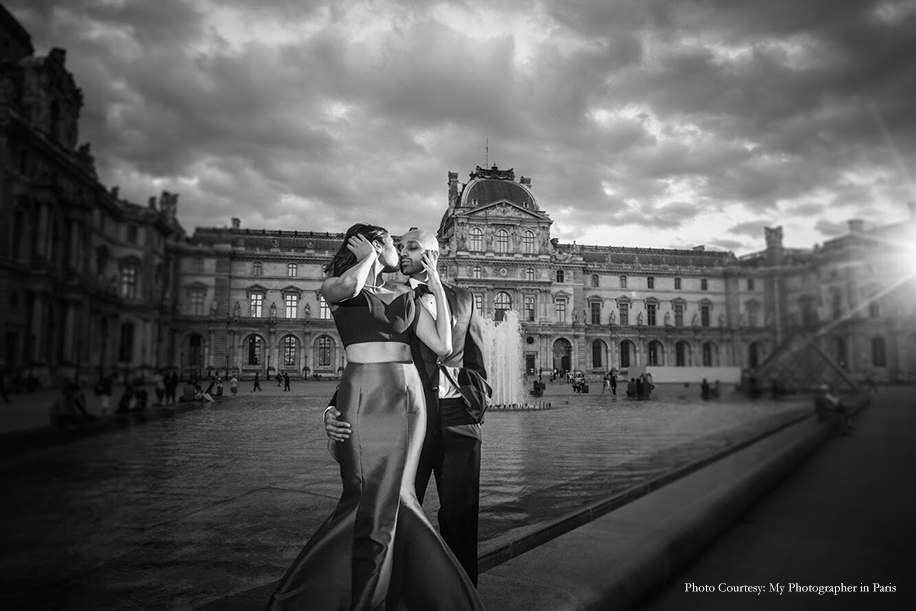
[466,201,541,219]
[245,283,268,297]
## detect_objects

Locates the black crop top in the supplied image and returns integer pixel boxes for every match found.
[331,289,417,347]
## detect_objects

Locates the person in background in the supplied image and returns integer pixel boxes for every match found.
[229,374,239,397]
[252,371,262,392]
[814,384,855,434]
[154,370,166,405]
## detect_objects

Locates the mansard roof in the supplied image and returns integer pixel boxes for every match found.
[191,228,345,252]
[458,165,541,213]
[570,244,735,268]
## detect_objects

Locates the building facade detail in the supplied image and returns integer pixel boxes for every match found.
[2,10,914,386]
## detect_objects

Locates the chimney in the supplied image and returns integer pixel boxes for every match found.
[692,245,705,251]
[110,186,119,198]
[908,201,916,220]
[520,176,531,186]
[231,217,241,229]
[848,219,865,233]
[148,196,156,208]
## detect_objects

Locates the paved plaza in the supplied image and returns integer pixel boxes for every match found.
[1,378,813,610]
[6,382,913,610]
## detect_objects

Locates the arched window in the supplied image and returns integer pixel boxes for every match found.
[317,335,333,367]
[473,265,482,279]
[283,336,298,366]
[620,340,633,368]
[702,341,716,366]
[556,270,564,283]
[189,334,204,366]
[496,229,509,253]
[591,340,604,368]
[523,230,535,254]
[119,322,134,363]
[247,336,261,366]
[648,341,663,366]
[494,292,511,321]
[676,341,688,366]
[872,336,887,367]
[526,268,535,282]
[469,228,483,251]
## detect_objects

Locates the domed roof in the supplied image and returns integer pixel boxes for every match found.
[459,166,540,212]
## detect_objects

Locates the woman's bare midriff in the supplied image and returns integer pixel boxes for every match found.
[345,342,412,363]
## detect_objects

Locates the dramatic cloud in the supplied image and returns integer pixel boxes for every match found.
[7,0,916,254]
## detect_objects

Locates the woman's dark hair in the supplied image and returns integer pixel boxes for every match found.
[324,223,389,277]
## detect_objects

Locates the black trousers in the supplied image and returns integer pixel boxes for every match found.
[415,397,482,586]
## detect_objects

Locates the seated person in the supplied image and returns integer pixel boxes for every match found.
[814,384,854,434]
[50,384,96,425]
[193,382,214,403]
[180,380,197,402]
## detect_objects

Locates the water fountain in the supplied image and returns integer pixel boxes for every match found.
[478,309,550,410]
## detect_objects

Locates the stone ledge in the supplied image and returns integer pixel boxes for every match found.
[476,393,871,611]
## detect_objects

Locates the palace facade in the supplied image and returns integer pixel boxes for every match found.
[2,7,914,386]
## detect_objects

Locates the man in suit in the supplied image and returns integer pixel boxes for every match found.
[324,227,490,585]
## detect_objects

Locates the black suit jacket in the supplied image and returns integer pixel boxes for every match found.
[410,282,490,428]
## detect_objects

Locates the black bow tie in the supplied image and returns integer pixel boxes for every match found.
[414,283,431,297]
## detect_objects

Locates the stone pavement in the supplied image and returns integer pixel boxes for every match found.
[474,386,913,611]
[1,378,813,610]
[633,385,916,611]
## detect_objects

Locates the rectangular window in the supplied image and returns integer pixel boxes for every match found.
[647,303,656,326]
[252,261,263,276]
[701,278,709,290]
[701,304,710,327]
[556,298,567,323]
[674,277,681,290]
[285,294,298,318]
[525,296,536,322]
[474,293,483,313]
[591,274,599,287]
[287,263,297,277]
[250,293,264,318]
[590,301,601,325]
[619,275,627,289]
[190,290,205,315]
[319,295,331,320]
[647,276,655,289]
[747,278,755,291]
[620,303,629,326]
[192,257,204,272]
[675,303,684,327]
[121,266,138,300]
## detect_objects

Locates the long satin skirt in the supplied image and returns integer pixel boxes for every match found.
[265,361,484,611]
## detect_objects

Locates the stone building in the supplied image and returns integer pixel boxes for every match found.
[0,6,185,385]
[3,7,914,387]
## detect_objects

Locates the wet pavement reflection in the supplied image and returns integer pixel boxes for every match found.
[0,390,807,610]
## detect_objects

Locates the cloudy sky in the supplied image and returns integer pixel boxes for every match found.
[7,0,916,254]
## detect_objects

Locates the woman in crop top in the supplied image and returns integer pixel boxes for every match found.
[266,223,483,611]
